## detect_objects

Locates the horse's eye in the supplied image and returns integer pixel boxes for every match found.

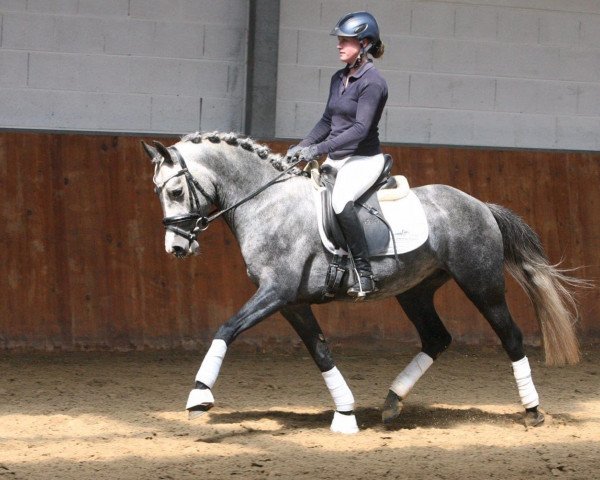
[171,188,183,198]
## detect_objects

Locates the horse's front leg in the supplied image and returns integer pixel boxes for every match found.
[281,304,359,434]
[186,285,287,418]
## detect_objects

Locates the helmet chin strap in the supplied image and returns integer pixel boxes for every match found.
[348,54,362,69]
[347,41,371,69]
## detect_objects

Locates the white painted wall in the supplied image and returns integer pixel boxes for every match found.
[276,0,600,150]
[0,0,248,133]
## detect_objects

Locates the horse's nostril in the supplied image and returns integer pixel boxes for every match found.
[172,245,186,257]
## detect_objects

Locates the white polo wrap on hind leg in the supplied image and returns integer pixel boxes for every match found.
[390,352,434,399]
[512,356,539,409]
[322,367,355,411]
[195,339,227,389]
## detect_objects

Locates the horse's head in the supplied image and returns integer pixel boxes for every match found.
[142,140,214,258]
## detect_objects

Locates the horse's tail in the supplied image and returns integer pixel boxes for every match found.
[486,203,582,366]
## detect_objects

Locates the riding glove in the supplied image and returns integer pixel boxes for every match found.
[298,145,319,162]
[285,145,302,159]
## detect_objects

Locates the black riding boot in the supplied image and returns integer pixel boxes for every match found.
[336,202,377,299]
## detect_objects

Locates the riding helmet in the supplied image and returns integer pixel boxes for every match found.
[330,11,380,44]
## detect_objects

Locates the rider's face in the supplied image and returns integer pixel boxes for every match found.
[337,36,362,65]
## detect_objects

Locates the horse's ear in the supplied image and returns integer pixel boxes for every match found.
[153,141,173,163]
[141,141,159,161]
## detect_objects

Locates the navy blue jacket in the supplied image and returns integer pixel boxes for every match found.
[300,61,388,160]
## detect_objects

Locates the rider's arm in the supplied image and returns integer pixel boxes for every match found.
[298,110,332,147]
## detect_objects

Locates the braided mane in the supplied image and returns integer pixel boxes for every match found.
[181,131,294,172]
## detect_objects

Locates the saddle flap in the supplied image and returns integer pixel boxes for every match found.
[320,188,347,249]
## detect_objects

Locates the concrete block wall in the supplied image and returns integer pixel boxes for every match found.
[0,0,248,133]
[276,0,600,150]
[3,0,600,150]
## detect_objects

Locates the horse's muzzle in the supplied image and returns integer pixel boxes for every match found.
[165,231,200,258]
[168,243,199,258]
[172,245,188,258]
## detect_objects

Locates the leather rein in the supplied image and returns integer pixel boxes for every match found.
[155,146,301,242]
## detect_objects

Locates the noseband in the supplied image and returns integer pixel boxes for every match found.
[155,146,302,243]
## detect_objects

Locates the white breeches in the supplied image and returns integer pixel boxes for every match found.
[324,153,385,214]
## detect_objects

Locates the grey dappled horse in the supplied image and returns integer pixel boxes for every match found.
[143,131,581,434]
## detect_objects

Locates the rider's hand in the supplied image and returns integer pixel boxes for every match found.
[285,145,302,159]
[298,145,319,162]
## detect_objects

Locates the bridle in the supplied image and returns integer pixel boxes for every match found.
[154,146,302,243]
[154,147,214,242]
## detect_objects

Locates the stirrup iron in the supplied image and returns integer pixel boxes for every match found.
[347,274,377,299]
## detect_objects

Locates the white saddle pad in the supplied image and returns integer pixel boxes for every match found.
[314,176,429,257]
[373,189,429,256]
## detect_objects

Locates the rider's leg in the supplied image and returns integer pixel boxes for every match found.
[329,154,385,298]
[336,202,375,296]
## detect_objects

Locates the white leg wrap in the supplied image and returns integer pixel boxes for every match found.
[195,339,227,389]
[512,356,539,409]
[322,367,355,412]
[390,352,434,399]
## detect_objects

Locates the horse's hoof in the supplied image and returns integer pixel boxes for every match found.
[382,390,403,424]
[330,411,359,435]
[188,404,213,420]
[185,387,215,420]
[524,408,545,427]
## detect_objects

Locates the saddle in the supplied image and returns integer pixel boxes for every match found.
[312,154,405,254]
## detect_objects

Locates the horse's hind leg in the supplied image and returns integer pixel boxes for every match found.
[382,274,452,424]
[453,262,544,427]
[280,304,359,434]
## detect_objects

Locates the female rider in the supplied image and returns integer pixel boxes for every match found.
[288,11,388,298]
